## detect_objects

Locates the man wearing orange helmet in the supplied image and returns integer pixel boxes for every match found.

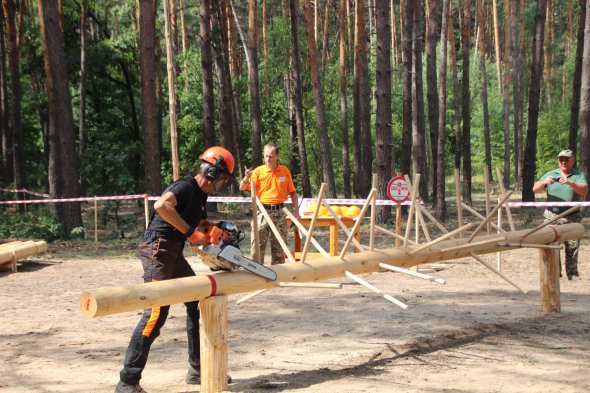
[239,142,299,265]
[115,146,235,393]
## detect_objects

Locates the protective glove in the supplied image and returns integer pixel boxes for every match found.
[185,226,207,245]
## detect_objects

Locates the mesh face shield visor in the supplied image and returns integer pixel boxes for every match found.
[211,173,235,194]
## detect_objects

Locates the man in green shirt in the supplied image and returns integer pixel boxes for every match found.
[533,149,588,280]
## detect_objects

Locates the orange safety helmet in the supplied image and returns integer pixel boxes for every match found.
[199,146,236,180]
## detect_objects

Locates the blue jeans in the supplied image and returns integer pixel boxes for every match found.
[119,234,200,385]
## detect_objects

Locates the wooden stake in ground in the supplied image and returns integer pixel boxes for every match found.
[539,248,561,313]
[250,182,261,263]
[454,168,463,236]
[199,296,229,393]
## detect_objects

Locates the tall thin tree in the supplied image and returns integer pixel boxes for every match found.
[426,0,440,203]
[436,0,449,220]
[200,0,216,148]
[569,0,587,155]
[579,0,590,187]
[339,0,351,198]
[302,0,336,197]
[289,0,311,197]
[138,0,162,196]
[2,0,25,197]
[401,0,414,177]
[37,0,83,234]
[522,0,548,202]
[375,0,393,223]
[461,0,473,205]
[247,0,263,165]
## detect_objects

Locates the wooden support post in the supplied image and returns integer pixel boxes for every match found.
[200,296,229,393]
[236,289,268,305]
[339,189,376,258]
[539,248,561,313]
[370,174,377,250]
[301,184,326,263]
[403,174,421,246]
[485,165,492,234]
[461,202,506,233]
[468,191,513,242]
[144,195,149,229]
[454,168,463,237]
[250,182,261,263]
[395,171,402,247]
[404,174,431,241]
[494,167,515,231]
[283,208,329,257]
[497,195,502,270]
[94,197,98,244]
[255,198,296,264]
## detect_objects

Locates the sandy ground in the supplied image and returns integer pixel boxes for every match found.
[1,234,590,393]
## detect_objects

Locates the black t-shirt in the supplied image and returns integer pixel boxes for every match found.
[144,176,208,240]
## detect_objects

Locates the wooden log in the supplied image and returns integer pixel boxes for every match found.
[80,223,585,318]
[0,241,48,264]
[539,248,561,313]
[199,296,229,393]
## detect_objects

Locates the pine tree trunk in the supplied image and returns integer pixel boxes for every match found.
[522,0,548,202]
[302,0,336,197]
[426,0,440,204]
[212,0,241,179]
[477,0,493,183]
[200,0,216,148]
[375,0,392,223]
[163,0,179,180]
[3,0,26,195]
[502,0,511,189]
[138,0,162,197]
[569,0,586,155]
[339,0,351,198]
[37,0,83,235]
[449,3,462,172]
[247,0,263,166]
[401,0,413,177]
[461,0,472,205]
[413,0,428,202]
[0,8,10,185]
[79,0,87,196]
[578,0,590,186]
[436,0,449,220]
[510,0,522,181]
[289,0,311,198]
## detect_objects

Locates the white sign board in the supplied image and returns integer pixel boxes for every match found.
[387,176,410,204]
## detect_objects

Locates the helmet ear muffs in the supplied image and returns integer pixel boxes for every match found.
[204,155,224,181]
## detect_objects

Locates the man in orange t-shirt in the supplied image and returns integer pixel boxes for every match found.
[239,143,299,264]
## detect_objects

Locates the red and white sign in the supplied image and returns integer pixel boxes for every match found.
[387,176,410,204]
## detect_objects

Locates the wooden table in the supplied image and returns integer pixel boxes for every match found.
[288,215,361,259]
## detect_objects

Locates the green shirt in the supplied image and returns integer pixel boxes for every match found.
[540,168,587,214]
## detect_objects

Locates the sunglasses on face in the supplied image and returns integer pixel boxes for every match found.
[558,157,570,162]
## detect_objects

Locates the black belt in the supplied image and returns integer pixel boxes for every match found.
[262,203,284,211]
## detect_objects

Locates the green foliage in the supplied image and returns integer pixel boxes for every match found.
[0,208,64,241]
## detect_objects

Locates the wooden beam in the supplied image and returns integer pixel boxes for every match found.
[80,223,585,318]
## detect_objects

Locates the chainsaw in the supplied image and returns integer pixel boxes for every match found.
[191,222,277,281]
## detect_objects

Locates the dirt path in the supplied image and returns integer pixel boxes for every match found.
[1,242,589,393]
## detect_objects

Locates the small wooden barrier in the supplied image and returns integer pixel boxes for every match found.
[0,240,48,273]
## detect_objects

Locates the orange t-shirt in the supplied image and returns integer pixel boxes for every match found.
[246,164,295,204]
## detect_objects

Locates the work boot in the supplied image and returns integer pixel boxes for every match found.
[185,367,232,384]
[115,380,146,393]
